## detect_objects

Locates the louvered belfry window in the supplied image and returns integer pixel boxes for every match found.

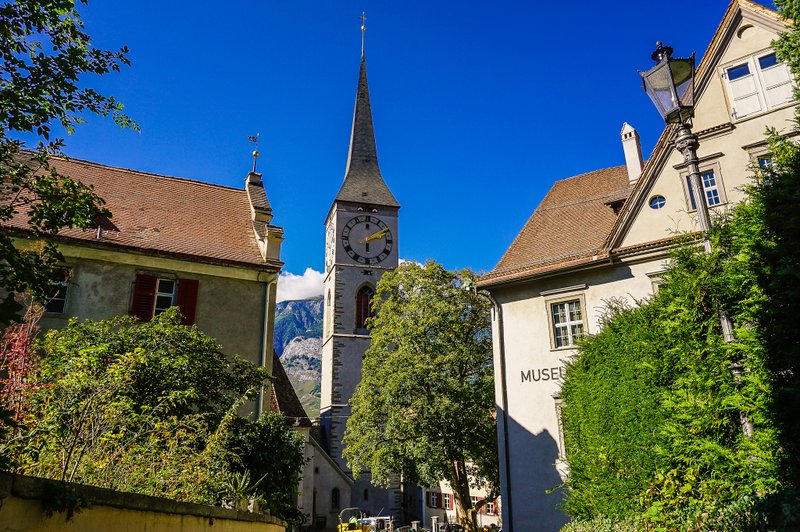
[131,274,199,325]
[355,285,375,330]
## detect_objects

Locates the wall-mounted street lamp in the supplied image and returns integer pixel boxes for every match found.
[640,42,749,436]
[640,43,713,252]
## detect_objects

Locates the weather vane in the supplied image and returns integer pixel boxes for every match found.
[247,133,260,173]
[360,11,367,56]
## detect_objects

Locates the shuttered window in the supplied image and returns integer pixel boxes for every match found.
[723,50,794,121]
[131,274,199,325]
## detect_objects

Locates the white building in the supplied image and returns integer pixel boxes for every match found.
[478,1,796,530]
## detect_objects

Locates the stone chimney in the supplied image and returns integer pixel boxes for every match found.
[620,122,644,184]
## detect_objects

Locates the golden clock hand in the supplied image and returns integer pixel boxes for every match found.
[360,228,389,244]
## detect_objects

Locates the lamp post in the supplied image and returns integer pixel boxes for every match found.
[640,42,713,252]
[641,42,750,435]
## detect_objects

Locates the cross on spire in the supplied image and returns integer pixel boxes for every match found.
[360,11,367,57]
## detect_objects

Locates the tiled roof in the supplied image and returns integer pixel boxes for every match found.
[334,55,399,208]
[481,166,631,285]
[269,351,311,427]
[5,155,281,270]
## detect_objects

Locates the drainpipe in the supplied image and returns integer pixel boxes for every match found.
[469,285,513,532]
[256,276,275,417]
[488,295,514,532]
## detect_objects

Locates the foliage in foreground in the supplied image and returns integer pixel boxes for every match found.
[0,0,137,325]
[1,308,305,522]
[343,261,497,532]
[560,125,800,532]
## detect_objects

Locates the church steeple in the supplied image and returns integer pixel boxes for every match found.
[334,54,399,208]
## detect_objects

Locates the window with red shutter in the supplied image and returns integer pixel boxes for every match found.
[176,278,199,325]
[131,274,157,322]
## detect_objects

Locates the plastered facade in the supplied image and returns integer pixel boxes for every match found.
[483,4,797,531]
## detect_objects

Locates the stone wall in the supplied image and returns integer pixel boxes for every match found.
[0,472,285,532]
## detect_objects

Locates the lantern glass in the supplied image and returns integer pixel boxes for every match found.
[640,50,696,124]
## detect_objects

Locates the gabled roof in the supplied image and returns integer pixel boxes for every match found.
[481,166,630,286]
[4,155,282,270]
[480,0,786,289]
[333,55,399,208]
[270,351,312,427]
[605,0,785,250]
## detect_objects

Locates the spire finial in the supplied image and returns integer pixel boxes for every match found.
[248,133,260,173]
[360,11,367,57]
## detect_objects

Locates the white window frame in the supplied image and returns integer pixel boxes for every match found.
[680,161,727,212]
[486,500,495,515]
[443,492,450,510]
[721,48,795,122]
[553,395,566,460]
[545,293,587,350]
[44,267,71,315]
[153,277,177,316]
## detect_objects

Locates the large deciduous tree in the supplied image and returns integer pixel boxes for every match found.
[343,261,498,532]
[0,0,136,325]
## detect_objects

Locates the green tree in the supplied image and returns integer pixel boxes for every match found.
[3,308,307,521]
[343,261,498,532]
[0,0,136,325]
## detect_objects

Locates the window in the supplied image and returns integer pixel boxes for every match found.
[757,155,774,169]
[355,285,375,330]
[685,169,724,210]
[649,195,666,209]
[131,274,199,325]
[44,268,70,314]
[486,500,495,515]
[154,279,176,315]
[550,299,585,348]
[428,491,442,508]
[723,50,794,120]
[443,492,451,510]
[331,487,340,510]
[363,488,369,501]
[471,496,479,509]
[554,396,566,460]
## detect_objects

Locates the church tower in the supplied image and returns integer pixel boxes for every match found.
[320,40,401,517]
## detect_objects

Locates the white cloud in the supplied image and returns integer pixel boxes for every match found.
[399,258,423,267]
[276,268,325,303]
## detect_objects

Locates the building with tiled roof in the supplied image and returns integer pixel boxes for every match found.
[6,154,284,415]
[478,1,797,530]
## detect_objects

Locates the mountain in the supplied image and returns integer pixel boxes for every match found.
[274,296,323,356]
[273,296,323,416]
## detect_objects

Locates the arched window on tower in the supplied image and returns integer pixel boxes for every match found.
[355,285,375,331]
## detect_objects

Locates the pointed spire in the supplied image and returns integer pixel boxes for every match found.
[334,44,399,208]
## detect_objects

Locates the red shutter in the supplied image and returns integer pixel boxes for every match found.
[131,274,157,322]
[449,494,454,510]
[176,278,199,325]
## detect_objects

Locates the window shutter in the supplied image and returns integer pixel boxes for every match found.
[131,274,157,322]
[426,492,433,508]
[176,278,199,325]
[449,494,454,509]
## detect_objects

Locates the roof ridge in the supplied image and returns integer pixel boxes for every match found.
[51,154,246,193]
[538,188,630,212]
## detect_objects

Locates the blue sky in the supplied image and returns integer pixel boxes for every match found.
[36,1,777,297]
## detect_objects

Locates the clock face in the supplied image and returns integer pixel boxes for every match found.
[341,215,393,265]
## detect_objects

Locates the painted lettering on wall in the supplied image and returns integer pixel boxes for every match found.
[521,366,566,383]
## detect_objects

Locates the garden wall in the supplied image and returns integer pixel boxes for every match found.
[0,471,286,532]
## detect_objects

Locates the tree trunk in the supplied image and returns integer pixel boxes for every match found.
[449,459,479,532]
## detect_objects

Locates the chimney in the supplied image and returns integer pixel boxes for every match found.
[620,122,643,184]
